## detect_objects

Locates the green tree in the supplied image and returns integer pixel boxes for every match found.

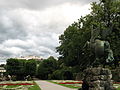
[37,56,57,79]
[25,59,37,76]
[6,58,25,80]
[90,0,120,67]
[57,17,91,67]
[57,0,120,68]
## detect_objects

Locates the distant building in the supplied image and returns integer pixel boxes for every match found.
[0,67,6,73]
[16,55,43,61]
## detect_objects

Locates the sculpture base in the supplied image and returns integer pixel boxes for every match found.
[82,67,115,90]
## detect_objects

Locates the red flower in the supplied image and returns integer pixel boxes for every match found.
[0,83,35,86]
[113,82,120,84]
[59,81,83,84]
[59,81,120,85]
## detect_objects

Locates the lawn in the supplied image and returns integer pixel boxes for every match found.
[0,81,41,90]
[47,80,81,89]
[29,82,41,90]
[47,80,120,90]
[117,87,120,90]
[6,85,20,88]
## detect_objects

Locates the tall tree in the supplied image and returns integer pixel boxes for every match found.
[90,0,120,67]
[37,56,57,79]
[6,58,26,79]
[57,20,91,67]
[25,59,37,76]
[57,0,120,68]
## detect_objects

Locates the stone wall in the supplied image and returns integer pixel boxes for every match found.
[82,67,115,90]
[75,72,84,80]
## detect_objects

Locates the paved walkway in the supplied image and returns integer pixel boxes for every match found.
[35,80,78,90]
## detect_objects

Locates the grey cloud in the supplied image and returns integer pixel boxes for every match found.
[0,0,97,61]
[0,50,12,57]
[0,11,27,42]
[0,27,27,42]
[33,33,59,49]
[0,32,59,58]
[0,0,99,10]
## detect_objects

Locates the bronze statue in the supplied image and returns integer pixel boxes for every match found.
[84,28,114,66]
[82,28,115,90]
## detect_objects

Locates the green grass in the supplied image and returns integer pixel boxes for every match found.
[6,85,20,88]
[28,83,41,90]
[2,81,41,90]
[48,80,120,90]
[6,84,41,90]
[117,87,120,90]
[58,84,80,89]
[47,80,80,89]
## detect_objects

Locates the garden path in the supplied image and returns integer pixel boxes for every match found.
[35,80,78,90]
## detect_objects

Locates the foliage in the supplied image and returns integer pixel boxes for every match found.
[56,21,91,67]
[57,0,120,68]
[50,68,73,80]
[90,0,120,67]
[6,58,37,80]
[25,59,37,76]
[6,58,26,80]
[50,70,62,80]
[37,56,58,80]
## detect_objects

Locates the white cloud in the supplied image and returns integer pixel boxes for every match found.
[1,3,91,34]
[0,0,99,10]
[0,44,25,56]
[0,1,92,60]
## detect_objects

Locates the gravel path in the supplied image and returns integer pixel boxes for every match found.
[35,80,78,90]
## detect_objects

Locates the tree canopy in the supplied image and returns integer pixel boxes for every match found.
[6,58,37,80]
[6,58,26,80]
[57,0,120,68]
[37,56,58,79]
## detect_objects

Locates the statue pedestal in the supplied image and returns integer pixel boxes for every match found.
[82,67,115,90]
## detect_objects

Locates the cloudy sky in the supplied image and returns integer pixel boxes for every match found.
[0,0,99,63]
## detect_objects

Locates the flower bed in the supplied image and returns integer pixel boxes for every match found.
[59,81,83,84]
[0,83,35,86]
[0,81,38,90]
[50,80,120,89]
[58,81,120,84]
[114,82,120,84]
[49,80,82,88]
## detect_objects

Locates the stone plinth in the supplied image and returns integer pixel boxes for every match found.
[82,67,116,90]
